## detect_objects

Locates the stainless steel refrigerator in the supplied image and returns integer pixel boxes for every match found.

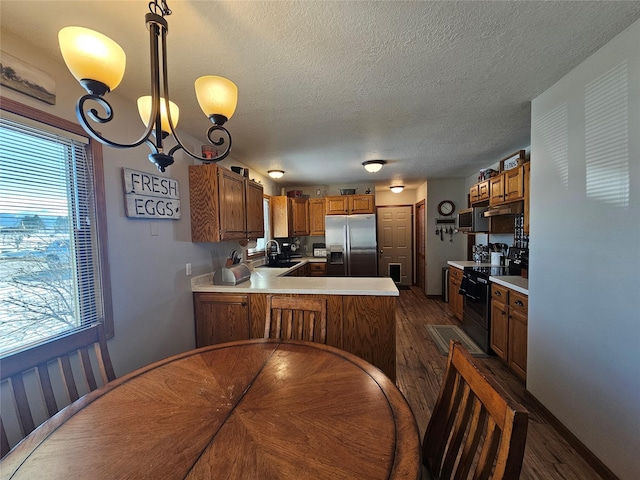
[325,214,377,277]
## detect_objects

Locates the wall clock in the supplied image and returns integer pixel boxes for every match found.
[437,200,456,216]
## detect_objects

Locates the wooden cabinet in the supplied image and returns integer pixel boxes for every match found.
[245,180,265,238]
[448,266,464,321]
[308,198,326,235]
[325,194,374,215]
[193,293,250,346]
[189,165,264,242]
[193,291,396,380]
[285,262,311,277]
[489,284,509,360]
[504,166,525,202]
[284,262,325,277]
[508,291,528,380]
[490,284,528,381]
[272,196,309,237]
[470,180,489,205]
[308,262,326,277]
[489,174,505,205]
[523,162,530,235]
[488,166,525,206]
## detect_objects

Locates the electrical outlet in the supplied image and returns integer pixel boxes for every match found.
[186,263,191,276]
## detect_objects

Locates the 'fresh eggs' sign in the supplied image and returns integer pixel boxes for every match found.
[122,168,181,219]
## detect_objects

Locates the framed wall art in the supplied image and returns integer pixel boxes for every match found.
[0,51,56,105]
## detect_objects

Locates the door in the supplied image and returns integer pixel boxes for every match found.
[415,200,425,293]
[377,206,412,286]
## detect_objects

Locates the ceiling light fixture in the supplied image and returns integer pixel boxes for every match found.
[268,170,285,179]
[362,160,386,173]
[390,185,405,193]
[58,0,237,172]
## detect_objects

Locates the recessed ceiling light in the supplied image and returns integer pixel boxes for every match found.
[268,170,285,179]
[362,160,386,173]
[390,185,404,193]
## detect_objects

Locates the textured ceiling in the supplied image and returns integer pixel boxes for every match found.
[2,1,640,188]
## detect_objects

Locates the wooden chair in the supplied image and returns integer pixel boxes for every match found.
[0,322,115,457]
[422,340,528,480]
[264,295,327,344]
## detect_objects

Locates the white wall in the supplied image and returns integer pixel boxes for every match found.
[425,179,467,295]
[529,19,639,479]
[1,30,274,377]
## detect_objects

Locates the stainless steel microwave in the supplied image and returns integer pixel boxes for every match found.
[458,207,489,233]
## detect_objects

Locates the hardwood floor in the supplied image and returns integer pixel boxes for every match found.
[395,287,605,480]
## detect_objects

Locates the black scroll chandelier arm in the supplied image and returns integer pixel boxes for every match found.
[76,94,154,150]
[155,16,232,164]
[168,124,232,162]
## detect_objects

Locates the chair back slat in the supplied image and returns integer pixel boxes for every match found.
[0,323,115,458]
[455,400,486,479]
[36,365,58,418]
[422,340,528,480]
[264,296,327,344]
[79,347,98,392]
[59,354,80,403]
[10,375,35,436]
[0,418,9,457]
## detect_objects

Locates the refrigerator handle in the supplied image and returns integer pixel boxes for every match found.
[344,224,350,276]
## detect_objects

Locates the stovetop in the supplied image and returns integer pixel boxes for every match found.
[465,265,510,277]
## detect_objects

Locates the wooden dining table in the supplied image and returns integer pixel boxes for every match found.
[1,339,420,479]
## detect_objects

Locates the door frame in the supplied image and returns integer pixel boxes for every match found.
[376,204,414,285]
[415,199,425,292]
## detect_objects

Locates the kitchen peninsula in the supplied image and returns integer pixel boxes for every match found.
[191,260,399,380]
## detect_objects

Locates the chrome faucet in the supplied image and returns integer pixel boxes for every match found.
[265,239,281,255]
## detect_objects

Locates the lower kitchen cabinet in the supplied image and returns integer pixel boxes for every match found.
[308,262,326,277]
[490,284,528,381]
[193,293,250,346]
[193,291,396,381]
[448,266,464,321]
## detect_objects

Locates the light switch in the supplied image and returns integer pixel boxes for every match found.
[186,263,192,276]
[150,221,158,236]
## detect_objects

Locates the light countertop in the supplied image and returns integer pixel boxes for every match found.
[489,276,528,295]
[192,258,399,296]
[447,260,529,295]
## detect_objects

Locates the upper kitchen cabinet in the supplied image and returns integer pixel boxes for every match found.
[245,180,265,238]
[189,164,264,242]
[523,162,530,235]
[325,194,375,215]
[308,198,326,236]
[272,196,310,237]
[470,180,490,204]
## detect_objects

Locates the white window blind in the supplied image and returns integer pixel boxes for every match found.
[0,116,105,354]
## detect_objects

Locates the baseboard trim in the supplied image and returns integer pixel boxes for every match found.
[524,390,619,480]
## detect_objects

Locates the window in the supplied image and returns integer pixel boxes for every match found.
[0,97,112,355]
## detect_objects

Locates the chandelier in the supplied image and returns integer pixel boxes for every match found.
[58,0,237,172]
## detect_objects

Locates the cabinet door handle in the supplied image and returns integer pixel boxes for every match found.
[515,300,524,306]
[494,291,501,297]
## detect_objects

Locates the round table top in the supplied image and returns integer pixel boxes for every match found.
[1,339,420,479]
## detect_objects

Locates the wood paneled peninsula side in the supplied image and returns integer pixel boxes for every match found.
[191,262,399,381]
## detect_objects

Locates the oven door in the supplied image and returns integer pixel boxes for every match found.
[463,276,489,325]
[461,273,491,353]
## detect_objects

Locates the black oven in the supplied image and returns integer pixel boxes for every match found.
[459,266,508,354]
